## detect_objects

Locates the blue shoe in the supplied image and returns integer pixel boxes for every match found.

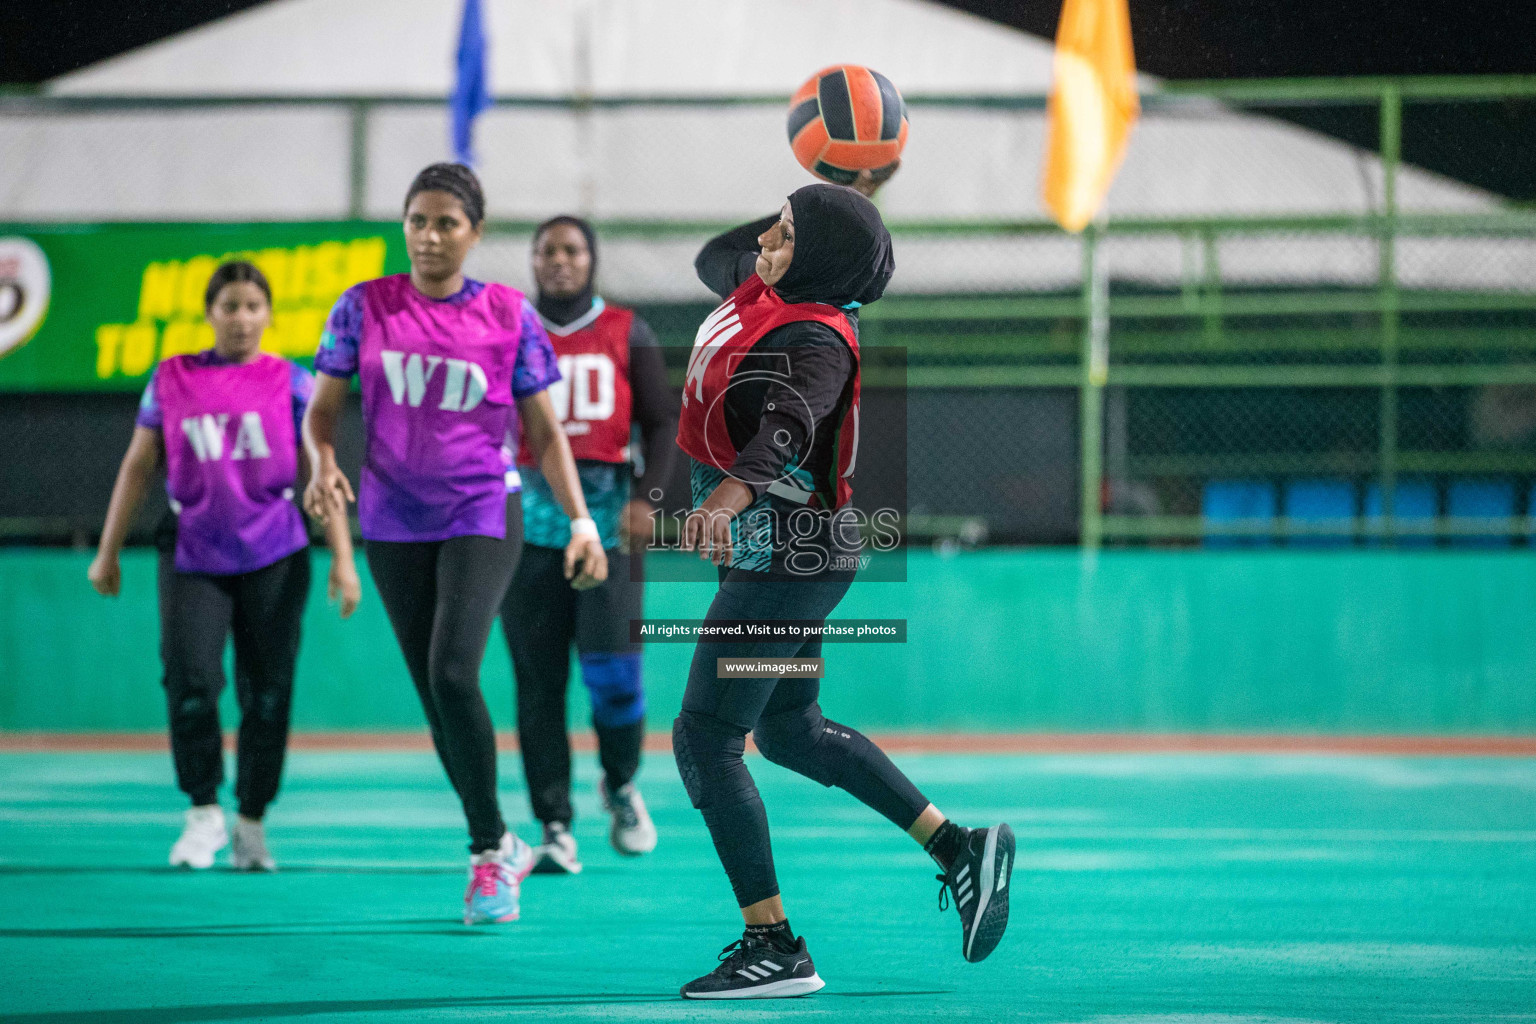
[463,833,534,925]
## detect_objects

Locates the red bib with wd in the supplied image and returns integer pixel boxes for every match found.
[517,302,634,465]
[677,275,860,510]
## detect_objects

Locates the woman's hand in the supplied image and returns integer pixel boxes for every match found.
[301,375,352,525]
[851,159,900,199]
[564,533,608,590]
[681,478,755,567]
[304,463,355,525]
[619,497,655,555]
[87,552,121,597]
[328,554,362,619]
[521,389,607,589]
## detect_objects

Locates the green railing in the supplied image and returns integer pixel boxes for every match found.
[862,212,1536,546]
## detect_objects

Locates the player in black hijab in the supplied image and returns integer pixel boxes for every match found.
[774,183,896,307]
[673,173,1016,999]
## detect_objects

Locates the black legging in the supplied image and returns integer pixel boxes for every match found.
[366,493,523,854]
[157,546,310,818]
[672,566,930,908]
[502,544,645,826]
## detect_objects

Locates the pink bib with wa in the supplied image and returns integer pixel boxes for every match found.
[156,352,308,575]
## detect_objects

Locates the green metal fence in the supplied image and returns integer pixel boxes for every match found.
[849,209,1536,547]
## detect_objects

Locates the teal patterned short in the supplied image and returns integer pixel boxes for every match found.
[521,460,630,551]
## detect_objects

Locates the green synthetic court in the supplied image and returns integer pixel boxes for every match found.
[5,550,1535,1019]
[2,749,1534,1023]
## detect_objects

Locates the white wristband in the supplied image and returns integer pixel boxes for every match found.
[569,516,599,540]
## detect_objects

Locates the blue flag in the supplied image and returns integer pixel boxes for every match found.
[451,0,491,167]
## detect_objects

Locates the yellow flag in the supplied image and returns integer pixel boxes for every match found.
[1042,0,1140,233]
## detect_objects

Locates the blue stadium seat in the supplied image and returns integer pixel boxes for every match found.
[1202,479,1277,547]
[1447,478,1516,548]
[1363,478,1437,547]
[1282,478,1356,546]
[1530,483,1536,544]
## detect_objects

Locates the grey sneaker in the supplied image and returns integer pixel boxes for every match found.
[600,779,657,856]
[531,822,583,874]
[230,815,276,871]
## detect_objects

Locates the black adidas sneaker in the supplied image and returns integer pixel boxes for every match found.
[938,822,1015,962]
[680,934,825,999]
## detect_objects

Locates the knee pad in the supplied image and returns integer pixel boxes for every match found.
[752,704,857,790]
[672,710,748,810]
[247,687,291,725]
[580,652,644,729]
[172,692,217,722]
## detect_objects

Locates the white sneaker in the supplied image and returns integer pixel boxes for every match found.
[601,779,657,856]
[530,822,583,874]
[231,815,276,871]
[169,805,228,869]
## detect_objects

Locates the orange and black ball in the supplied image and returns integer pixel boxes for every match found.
[787,65,909,185]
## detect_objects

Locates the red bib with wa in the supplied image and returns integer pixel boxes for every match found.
[676,275,860,510]
[517,302,634,465]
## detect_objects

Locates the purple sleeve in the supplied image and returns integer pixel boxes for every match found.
[314,285,365,378]
[135,368,162,430]
[511,298,563,401]
[291,363,315,436]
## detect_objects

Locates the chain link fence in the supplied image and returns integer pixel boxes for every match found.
[3,82,1535,546]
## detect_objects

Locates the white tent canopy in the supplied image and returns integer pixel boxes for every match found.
[3,0,1508,298]
[50,0,1061,97]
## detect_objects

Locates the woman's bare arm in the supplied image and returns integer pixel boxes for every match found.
[518,390,608,589]
[88,427,162,596]
[301,374,355,524]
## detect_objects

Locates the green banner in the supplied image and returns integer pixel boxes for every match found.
[0,223,411,391]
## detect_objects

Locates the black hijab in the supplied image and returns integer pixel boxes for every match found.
[774,183,895,309]
[532,214,599,327]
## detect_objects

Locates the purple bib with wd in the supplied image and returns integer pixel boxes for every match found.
[356,275,527,541]
[156,352,308,575]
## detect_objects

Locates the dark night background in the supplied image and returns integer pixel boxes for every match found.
[3,0,1534,199]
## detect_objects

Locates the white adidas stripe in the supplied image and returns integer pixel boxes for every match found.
[734,959,789,982]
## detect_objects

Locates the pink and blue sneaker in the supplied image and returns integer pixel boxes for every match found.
[463,832,535,925]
